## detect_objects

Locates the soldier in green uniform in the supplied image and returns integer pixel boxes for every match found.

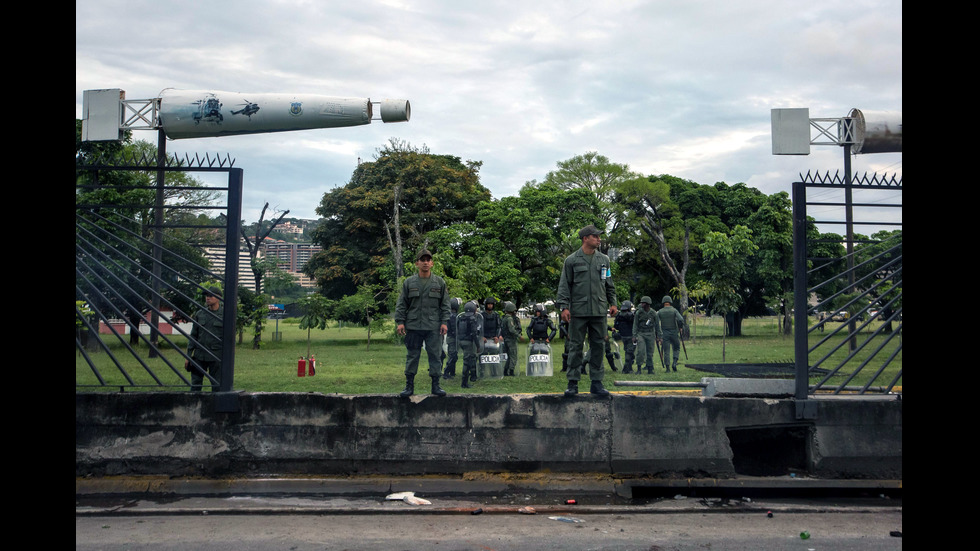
[613,300,636,374]
[632,296,659,374]
[656,295,686,372]
[500,301,522,376]
[458,301,482,388]
[442,297,463,380]
[394,249,451,397]
[185,286,224,392]
[556,225,618,396]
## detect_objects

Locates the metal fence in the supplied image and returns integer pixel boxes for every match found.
[792,170,902,413]
[75,150,241,404]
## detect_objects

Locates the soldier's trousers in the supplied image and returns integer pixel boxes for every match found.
[620,337,635,372]
[404,329,443,378]
[635,332,657,370]
[565,316,607,382]
[443,336,458,376]
[459,339,478,380]
[661,329,681,368]
[503,337,519,374]
[190,359,221,392]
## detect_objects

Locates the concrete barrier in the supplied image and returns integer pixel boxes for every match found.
[75,392,901,479]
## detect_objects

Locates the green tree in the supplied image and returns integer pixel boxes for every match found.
[614,175,694,313]
[298,294,335,360]
[307,139,490,303]
[543,151,640,250]
[744,191,794,334]
[699,225,758,360]
[241,202,291,349]
[333,284,391,350]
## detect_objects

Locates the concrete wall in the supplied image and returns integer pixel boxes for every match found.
[75,392,902,479]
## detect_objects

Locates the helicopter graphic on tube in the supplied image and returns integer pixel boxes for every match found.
[231,100,260,120]
[159,89,410,139]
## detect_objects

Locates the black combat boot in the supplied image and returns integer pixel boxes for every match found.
[590,380,610,396]
[431,376,447,396]
[399,375,414,398]
[461,368,472,388]
[564,380,579,397]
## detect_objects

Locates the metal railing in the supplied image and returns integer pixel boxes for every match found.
[792,170,902,414]
[75,150,242,402]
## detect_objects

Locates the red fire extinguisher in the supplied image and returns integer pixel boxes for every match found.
[298,356,306,377]
[308,355,316,376]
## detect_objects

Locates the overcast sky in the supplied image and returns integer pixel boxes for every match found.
[76,0,902,228]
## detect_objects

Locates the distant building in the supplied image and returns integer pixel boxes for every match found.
[203,244,257,291]
[262,241,322,288]
[276,221,305,235]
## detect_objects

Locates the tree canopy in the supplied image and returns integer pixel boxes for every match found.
[301,145,865,335]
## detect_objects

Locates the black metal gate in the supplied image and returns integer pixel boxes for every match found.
[792,170,902,412]
[75,150,242,404]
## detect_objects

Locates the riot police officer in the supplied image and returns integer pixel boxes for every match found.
[614,300,636,373]
[442,297,463,379]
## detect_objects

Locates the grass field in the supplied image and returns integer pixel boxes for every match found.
[76,315,901,394]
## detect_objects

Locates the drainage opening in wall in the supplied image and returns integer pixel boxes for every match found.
[726,424,809,477]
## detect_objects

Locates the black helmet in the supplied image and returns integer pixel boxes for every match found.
[464,301,478,314]
[534,303,546,314]
[485,297,497,305]
[621,300,633,311]
[450,297,462,312]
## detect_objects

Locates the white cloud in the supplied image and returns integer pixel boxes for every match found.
[77,0,902,221]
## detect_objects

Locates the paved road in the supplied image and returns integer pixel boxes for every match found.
[77,510,902,550]
[77,492,902,550]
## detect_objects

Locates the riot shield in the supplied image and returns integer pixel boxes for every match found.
[609,339,624,371]
[479,341,504,379]
[526,342,553,376]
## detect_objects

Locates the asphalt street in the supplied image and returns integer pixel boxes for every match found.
[76,477,902,550]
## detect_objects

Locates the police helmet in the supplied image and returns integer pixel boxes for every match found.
[464,301,478,314]
[621,300,633,311]
[450,297,462,312]
[534,303,546,314]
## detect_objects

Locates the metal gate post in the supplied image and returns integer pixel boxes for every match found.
[215,167,243,412]
[792,181,816,419]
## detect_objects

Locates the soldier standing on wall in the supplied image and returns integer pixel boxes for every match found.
[394,249,450,397]
[556,225,618,397]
